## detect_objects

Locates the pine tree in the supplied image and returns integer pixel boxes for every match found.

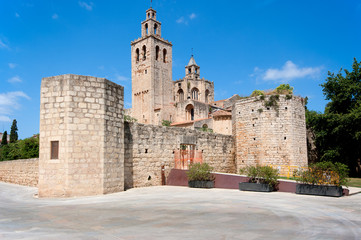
[1,131,8,146]
[10,119,18,143]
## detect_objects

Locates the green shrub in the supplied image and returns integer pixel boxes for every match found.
[276,84,294,94]
[187,163,215,181]
[293,161,349,187]
[162,120,171,127]
[251,90,265,97]
[240,165,279,186]
[124,115,137,122]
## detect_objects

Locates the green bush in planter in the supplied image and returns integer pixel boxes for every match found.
[293,161,349,187]
[239,165,279,187]
[187,163,215,181]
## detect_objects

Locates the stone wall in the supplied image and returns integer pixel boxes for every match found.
[0,158,38,187]
[124,122,235,189]
[39,74,124,198]
[232,95,308,170]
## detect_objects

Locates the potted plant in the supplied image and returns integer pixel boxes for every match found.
[187,163,215,188]
[293,161,349,197]
[239,165,279,192]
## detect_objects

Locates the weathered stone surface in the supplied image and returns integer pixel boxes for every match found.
[124,122,235,190]
[39,74,124,198]
[232,95,308,170]
[0,158,38,187]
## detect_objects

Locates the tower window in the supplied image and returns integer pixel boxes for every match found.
[152,13,155,18]
[163,49,167,63]
[148,13,150,19]
[155,46,160,61]
[142,45,147,60]
[154,24,158,35]
[191,88,199,100]
[188,68,191,74]
[51,141,59,159]
[135,48,140,62]
[145,23,149,35]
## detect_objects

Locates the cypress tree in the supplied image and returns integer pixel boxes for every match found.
[1,131,8,146]
[10,119,18,143]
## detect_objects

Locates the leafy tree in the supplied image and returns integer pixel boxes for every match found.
[321,58,361,114]
[0,135,39,161]
[1,131,8,146]
[9,119,18,143]
[307,58,361,177]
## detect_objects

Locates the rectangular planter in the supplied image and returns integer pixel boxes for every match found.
[239,182,273,192]
[296,184,343,197]
[188,180,214,188]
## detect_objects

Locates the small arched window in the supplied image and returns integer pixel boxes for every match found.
[155,46,160,61]
[152,13,155,18]
[186,104,194,121]
[154,24,158,35]
[135,48,140,62]
[145,23,149,35]
[191,88,199,100]
[178,89,184,102]
[188,68,191,74]
[142,45,147,60]
[163,49,167,63]
[205,90,209,103]
[148,13,150,19]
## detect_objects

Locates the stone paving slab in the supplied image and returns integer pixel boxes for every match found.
[0,182,361,240]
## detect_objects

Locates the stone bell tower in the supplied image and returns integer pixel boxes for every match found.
[131,7,173,125]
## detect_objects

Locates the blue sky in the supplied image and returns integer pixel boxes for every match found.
[1,0,360,139]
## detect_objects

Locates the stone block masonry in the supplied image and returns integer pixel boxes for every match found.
[0,158,38,187]
[39,74,124,198]
[232,95,308,171]
[124,122,235,189]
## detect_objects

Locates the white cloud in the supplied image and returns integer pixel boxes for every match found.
[114,74,129,82]
[176,16,185,24]
[0,116,11,122]
[177,13,197,24]
[255,61,322,83]
[8,76,22,83]
[189,13,196,20]
[0,39,9,49]
[8,63,17,69]
[0,91,30,122]
[15,12,20,18]
[52,13,59,19]
[79,1,93,11]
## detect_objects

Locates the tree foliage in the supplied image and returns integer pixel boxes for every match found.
[306,58,361,177]
[0,135,39,161]
[10,119,18,143]
[1,131,8,146]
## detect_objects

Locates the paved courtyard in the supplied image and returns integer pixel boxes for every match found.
[0,182,360,240]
